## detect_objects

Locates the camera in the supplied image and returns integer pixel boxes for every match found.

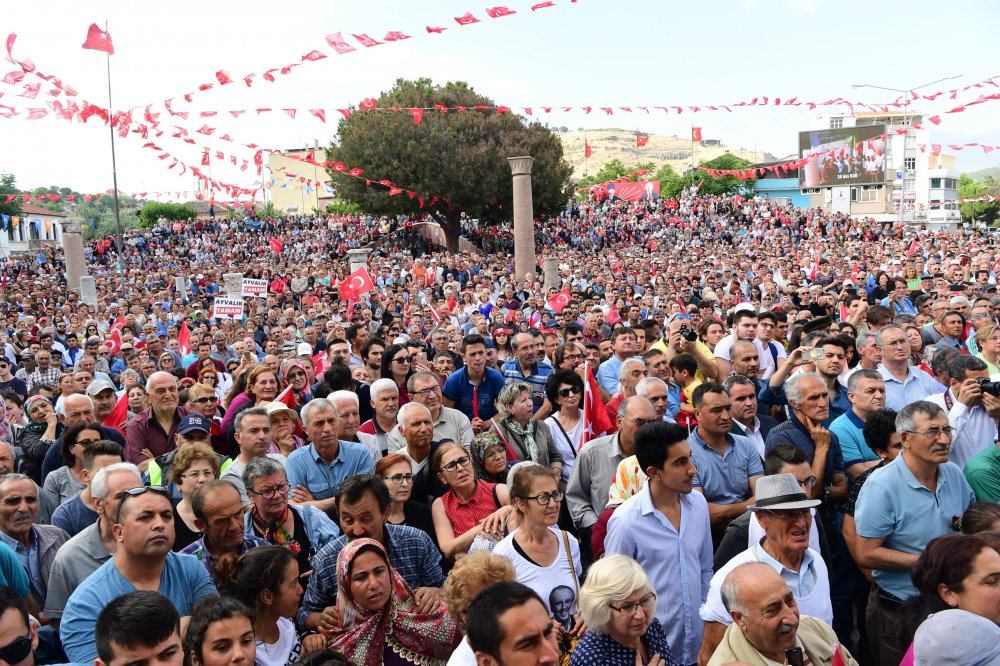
[976,378,1000,397]
[678,325,698,342]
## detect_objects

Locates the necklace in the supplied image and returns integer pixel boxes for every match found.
[253,507,301,555]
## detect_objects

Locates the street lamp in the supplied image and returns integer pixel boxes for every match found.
[852,75,961,226]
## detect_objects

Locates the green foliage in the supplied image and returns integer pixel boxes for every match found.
[138,202,198,228]
[959,174,1000,225]
[325,199,362,215]
[82,209,140,241]
[697,154,756,196]
[255,201,282,219]
[327,78,573,251]
[0,173,22,220]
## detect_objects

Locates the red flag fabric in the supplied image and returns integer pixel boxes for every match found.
[455,12,480,24]
[584,136,592,158]
[408,108,424,125]
[907,238,920,257]
[636,133,649,147]
[340,266,375,300]
[177,322,192,356]
[82,24,114,54]
[692,127,703,142]
[312,351,329,380]
[325,32,356,54]
[485,6,517,17]
[105,328,122,356]
[839,303,850,323]
[269,238,283,253]
[831,644,848,666]
[102,392,129,434]
[809,255,821,281]
[583,363,613,443]
[546,289,571,313]
[931,144,942,156]
[606,307,622,325]
[276,385,298,411]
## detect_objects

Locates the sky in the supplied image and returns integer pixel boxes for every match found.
[3,0,999,199]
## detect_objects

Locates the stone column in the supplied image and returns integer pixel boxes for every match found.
[79,276,98,308]
[60,218,87,292]
[508,156,536,284]
[346,248,372,274]
[543,256,559,293]
[223,273,244,297]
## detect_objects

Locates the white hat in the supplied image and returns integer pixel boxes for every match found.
[748,473,822,512]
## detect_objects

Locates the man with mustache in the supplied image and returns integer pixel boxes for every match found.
[0,474,69,621]
[708,562,858,665]
[854,401,976,666]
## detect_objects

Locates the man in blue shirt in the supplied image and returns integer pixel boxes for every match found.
[298,474,444,632]
[829,369,886,481]
[605,421,712,666]
[855,401,976,666]
[500,332,553,414]
[287,398,375,513]
[442,334,506,434]
[179,480,267,577]
[60,487,216,663]
[876,325,945,411]
[596,328,637,394]
[689,383,764,538]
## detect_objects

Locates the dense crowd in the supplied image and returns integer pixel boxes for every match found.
[2,188,1000,666]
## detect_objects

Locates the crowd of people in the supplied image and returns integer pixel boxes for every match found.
[2,187,1000,666]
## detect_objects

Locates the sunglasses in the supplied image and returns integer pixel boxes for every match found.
[116,485,169,523]
[0,636,31,664]
[558,386,582,398]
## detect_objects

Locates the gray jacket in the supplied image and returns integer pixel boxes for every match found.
[493,419,563,471]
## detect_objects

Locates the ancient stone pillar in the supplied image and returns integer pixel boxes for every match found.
[507,156,536,284]
[223,273,244,297]
[60,218,87,292]
[346,248,372,274]
[544,256,559,293]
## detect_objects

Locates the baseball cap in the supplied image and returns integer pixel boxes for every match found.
[86,379,117,397]
[177,414,212,435]
[20,350,34,360]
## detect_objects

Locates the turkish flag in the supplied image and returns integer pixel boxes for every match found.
[105,328,122,356]
[636,134,649,147]
[325,32,356,54]
[809,255,820,281]
[177,322,192,356]
[111,316,126,331]
[546,288,571,313]
[584,138,592,158]
[409,108,424,125]
[831,644,848,666]
[907,238,920,257]
[312,351,329,380]
[340,266,375,300]
[455,12,480,24]
[582,363,613,444]
[102,392,129,434]
[82,24,114,54]
[485,6,517,17]
[269,238,283,253]
[931,144,942,156]
[692,127,703,142]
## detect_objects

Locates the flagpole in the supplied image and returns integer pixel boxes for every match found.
[103,20,127,301]
[690,122,695,187]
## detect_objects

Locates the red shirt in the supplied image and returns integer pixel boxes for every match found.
[440,481,497,537]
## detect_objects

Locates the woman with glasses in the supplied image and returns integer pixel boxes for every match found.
[493,464,582,639]
[379,343,413,405]
[375,453,436,544]
[243,456,338,578]
[170,442,221,551]
[544,370,586,486]
[431,442,511,559]
[974,323,1000,377]
[39,421,102,523]
[280,359,313,410]
[197,366,226,404]
[571,554,677,666]
[494,383,563,480]
[158,353,183,380]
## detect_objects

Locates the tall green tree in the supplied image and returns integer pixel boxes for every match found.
[959,174,1000,225]
[138,202,198,228]
[327,78,573,252]
[695,154,757,195]
[0,173,22,220]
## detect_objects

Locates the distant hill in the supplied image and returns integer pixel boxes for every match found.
[966,167,1000,182]
[556,128,779,180]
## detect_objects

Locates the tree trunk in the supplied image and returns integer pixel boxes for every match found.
[432,210,463,254]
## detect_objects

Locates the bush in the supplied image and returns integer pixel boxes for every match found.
[138,202,199,228]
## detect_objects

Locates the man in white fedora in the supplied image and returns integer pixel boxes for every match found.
[698,472,832,664]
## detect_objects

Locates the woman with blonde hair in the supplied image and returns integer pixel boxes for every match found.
[442,551,516,666]
[975,323,1000,376]
[571,554,678,665]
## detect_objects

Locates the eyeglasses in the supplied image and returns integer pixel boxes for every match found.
[393,356,411,364]
[558,386,582,398]
[383,473,414,485]
[115,485,169,523]
[248,482,290,499]
[0,635,32,664]
[623,417,654,428]
[608,593,657,616]
[763,508,812,521]
[180,469,216,481]
[413,385,441,397]
[519,490,564,506]
[796,476,817,490]
[441,455,471,473]
[906,427,954,439]
[286,371,306,380]
[192,396,218,404]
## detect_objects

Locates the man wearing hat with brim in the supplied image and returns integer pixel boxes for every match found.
[698,473,831,663]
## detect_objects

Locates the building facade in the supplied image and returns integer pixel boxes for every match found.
[0,204,66,257]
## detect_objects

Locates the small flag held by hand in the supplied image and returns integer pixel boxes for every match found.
[82,23,114,54]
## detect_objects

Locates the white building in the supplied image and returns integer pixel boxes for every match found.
[0,204,66,258]
[804,111,960,228]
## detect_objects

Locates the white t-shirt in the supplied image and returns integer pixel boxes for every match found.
[254,617,302,666]
[545,411,584,483]
[714,335,770,377]
[446,637,477,666]
[493,526,582,633]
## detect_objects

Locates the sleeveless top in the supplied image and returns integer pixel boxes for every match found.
[441,481,497,537]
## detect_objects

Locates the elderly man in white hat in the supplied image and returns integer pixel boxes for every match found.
[698,473,831,664]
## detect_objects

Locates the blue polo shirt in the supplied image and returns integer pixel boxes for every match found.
[442,366,506,422]
[855,454,975,599]
[879,365,946,412]
[829,409,880,470]
[286,441,375,501]
[501,359,554,412]
[689,427,764,504]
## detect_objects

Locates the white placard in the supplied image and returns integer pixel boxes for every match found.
[241,278,268,298]
[213,296,245,319]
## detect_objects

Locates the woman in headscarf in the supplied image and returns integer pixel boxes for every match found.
[17,395,63,484]
[325,538,460,666]
[280,358,313,408]
[469,430,511,484]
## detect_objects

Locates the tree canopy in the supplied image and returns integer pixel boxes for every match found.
[959,174,1000,225]
[0,173,23,220]
[326,78,573,251]
[138,202,198,228]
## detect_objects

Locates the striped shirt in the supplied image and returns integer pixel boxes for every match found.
[501,359,554,412]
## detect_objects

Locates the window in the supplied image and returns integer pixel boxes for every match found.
[905,135,916,149]
[851,187,859,202]
[904,157,916,170]
[859,188,880,203]
[930,178,942,188]
[903,178,916,192]
[829,117,843,129]
[944,178,958,189]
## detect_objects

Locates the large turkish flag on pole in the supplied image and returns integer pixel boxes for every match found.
[339,266,375,300]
